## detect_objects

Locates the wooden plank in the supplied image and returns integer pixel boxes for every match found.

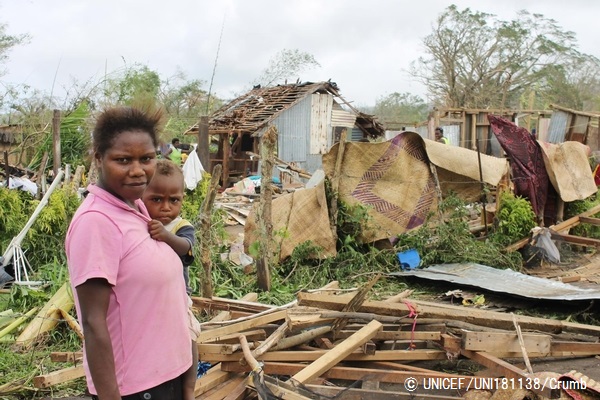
[579,216,600,226]
[202,375,247,400]
[33,365,85,388]
[221,361,494,386]
[337,330,440,341]
[462,331,551,356]
[551,341,600,356]
[194,364,235,398]
[200,349,447,363]
[222,376,250,400]
[550,231,600,247]
[203,329,266,344]
[191,296,274,314]
[550,203,600,232]
[291,320,382,383]
[461,350,558,399]
[196,310,287,343]
[50,352,82,362]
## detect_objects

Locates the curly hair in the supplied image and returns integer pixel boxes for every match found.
[93,106,164,154]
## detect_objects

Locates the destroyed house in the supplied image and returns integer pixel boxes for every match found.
[185,81,385,186]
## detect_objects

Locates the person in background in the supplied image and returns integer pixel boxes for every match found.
[169,138,183,166]
[142,159,201,398]
[435,127,449,144]
[65,106,192,400]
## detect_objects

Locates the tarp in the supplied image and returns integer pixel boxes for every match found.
[539,141,597,202]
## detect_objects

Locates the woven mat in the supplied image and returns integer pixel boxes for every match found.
[244,180,336,261]
[322,132,437,243]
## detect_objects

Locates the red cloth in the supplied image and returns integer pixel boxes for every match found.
[488,115,555,222]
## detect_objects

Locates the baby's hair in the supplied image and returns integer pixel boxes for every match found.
[154,159,184,186]
[93,106,164,154]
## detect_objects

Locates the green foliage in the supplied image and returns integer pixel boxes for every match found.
[395,195,523,270]
[565,192,600,239]
[411,5,595,108]
[373,92,430,126]
[0,187,30,249]
[22,187,80,269]
[489,192,537,246]
[27,101,92,171]
[253,48,321,87]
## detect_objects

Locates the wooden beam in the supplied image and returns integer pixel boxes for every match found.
[199,349,447,363]
[550,231,600,247]
[191,295,273,315]
[462,331,550,356]
[290,320,382,384]
[222,361,493,386]
[550,203,600,232]
[196,310,287,343]
[33,365,84,388]
[461,350,558,399]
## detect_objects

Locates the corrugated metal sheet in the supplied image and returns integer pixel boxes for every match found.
[310,94,332,155]
[392,263,600,300]
[274,96,311,163]
[547,110,570,143]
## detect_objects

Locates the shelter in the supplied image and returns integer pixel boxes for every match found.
[184,81,385,187]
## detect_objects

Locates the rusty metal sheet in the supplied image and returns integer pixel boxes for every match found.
[391,263,600,300]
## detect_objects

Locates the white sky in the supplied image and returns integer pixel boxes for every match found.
[1,0,599,108]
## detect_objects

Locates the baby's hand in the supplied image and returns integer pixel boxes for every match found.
[148,219,168,242]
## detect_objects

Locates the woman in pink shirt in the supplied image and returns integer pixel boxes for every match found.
[66,107,193,400]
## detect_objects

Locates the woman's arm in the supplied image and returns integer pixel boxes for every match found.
[76,278,121,400]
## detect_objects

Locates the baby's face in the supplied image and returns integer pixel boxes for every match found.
[142,174,184,225]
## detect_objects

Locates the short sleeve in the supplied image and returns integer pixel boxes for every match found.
[66,211,123,287]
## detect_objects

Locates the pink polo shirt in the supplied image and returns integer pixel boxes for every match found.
[66,185,191,396]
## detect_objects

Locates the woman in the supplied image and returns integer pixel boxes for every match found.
[66,107,192,400]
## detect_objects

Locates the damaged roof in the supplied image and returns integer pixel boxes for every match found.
[184,81,385,138]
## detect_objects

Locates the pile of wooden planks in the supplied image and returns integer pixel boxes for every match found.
[191,282,600,400]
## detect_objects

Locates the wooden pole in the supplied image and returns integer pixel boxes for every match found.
[196,164,222,298]
[222,132,230,189]
[3,151,9,189]
[36,152,49,199]
[197,116,210,175]
[256,126,277,291]
[52,110,61,176]
[329,129,347,246]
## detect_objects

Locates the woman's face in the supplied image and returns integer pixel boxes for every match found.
[95,129,157,206]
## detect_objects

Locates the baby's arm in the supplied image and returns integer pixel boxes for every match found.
[147,219,191,256]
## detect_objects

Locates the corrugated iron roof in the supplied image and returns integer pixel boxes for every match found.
[391,263,600,301]
[184,81,384,138]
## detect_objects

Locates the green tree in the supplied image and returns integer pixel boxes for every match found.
[373,92,429,128]
[102,63,161,106]
[411,5,585,109]
[253,49,320,87]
